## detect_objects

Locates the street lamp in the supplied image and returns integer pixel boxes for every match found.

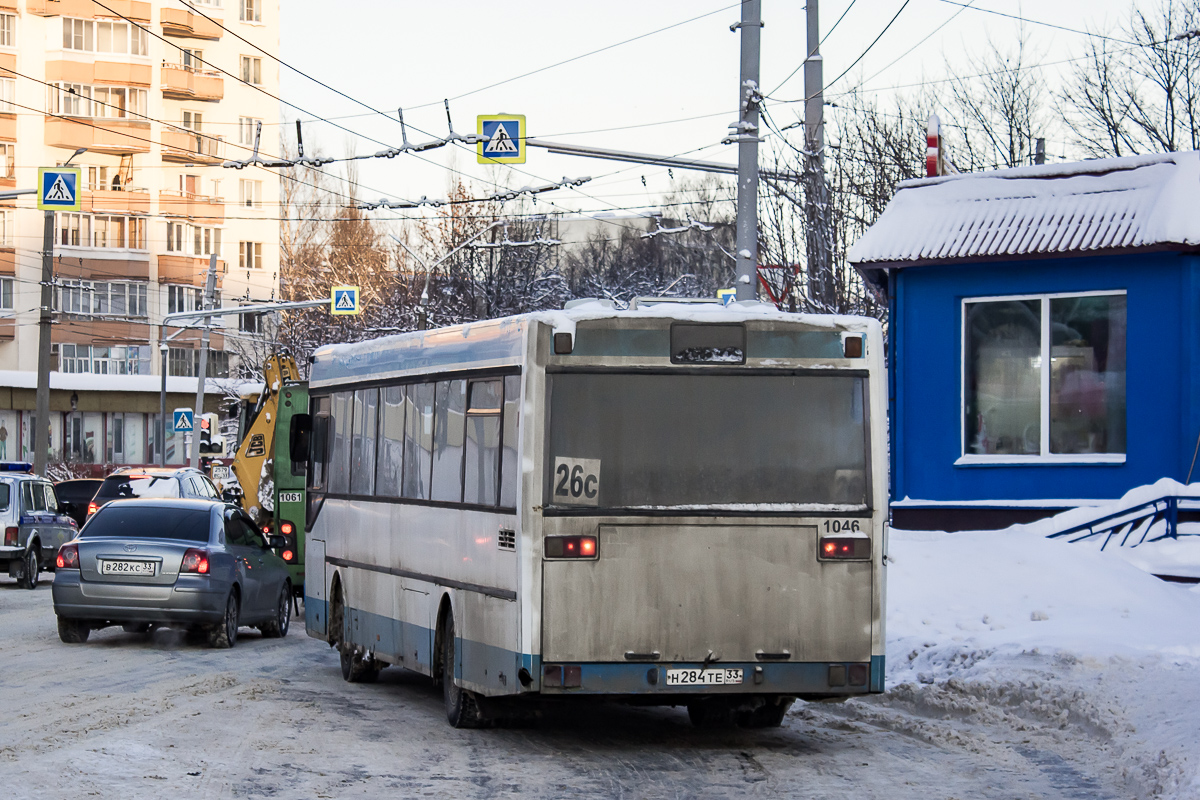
[63,147,87,166]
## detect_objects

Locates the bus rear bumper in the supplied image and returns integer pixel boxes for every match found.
[537,656,885,697]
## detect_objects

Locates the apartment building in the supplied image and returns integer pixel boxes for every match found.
[0,0,279,469]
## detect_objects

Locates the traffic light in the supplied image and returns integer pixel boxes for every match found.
[198,413,223,455]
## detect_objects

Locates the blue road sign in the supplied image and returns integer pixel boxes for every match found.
[173,408,194,433]
[477,115,526,164]
[38,167,81,211]
[330,285,360,315]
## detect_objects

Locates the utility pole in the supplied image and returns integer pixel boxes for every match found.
[804,0,833,312]
[33,209,54,478]
[190,253,217,468]
[733,0,762,301]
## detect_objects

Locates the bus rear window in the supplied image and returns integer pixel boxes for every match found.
[547,373,870,509]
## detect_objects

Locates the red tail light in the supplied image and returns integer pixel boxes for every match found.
[4,526,16,547]
[56,544,79,569]
[86,502,98,516]
[180,548,210,574]
[281,549,295,562]
[818,536,870,560]
[544,535,598,559]
[280,522,294,535]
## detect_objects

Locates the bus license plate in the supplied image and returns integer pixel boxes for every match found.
[279,491,302,503]
[100,560,155,576]
[665,668,744,687]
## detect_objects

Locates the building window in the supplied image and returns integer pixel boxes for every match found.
[62,18,146,55]
[238,116,260,146]
[167,284,202,315]
[48,83,146,118]
[166,220,184,252]
[0,208,12,246]
[239,56,261,85]
[56,280,147,318]
[168,347,228,378]
[0,14,15,48]
[57,212,145,249]
[239,241,262,270]
[240,310,262,333]
[60,344,145,376]
[0,144,12,179]
[0,78,13,113]
[240,0,261,22]
[182,110,202,131]
[963,292,1127,461]
[0,277,12,310]
[239,179,261,209]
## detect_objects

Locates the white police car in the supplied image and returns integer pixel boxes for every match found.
[0,462,77,589]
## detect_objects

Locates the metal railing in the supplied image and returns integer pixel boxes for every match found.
[1047,495,1200,549]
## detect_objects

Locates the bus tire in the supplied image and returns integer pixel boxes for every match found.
[736,697,794,728]
[441,613,487,728]
[340,646,380,683]
[687,698,735,728]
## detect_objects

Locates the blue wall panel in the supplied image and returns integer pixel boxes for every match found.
[894,253,1196,505]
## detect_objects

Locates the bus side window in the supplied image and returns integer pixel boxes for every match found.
[500,374,520,508]
[309,415,329,490]
[464,380,502,506]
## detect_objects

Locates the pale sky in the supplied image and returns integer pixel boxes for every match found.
[272,0,1142,220]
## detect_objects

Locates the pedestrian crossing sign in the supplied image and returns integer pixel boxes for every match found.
[331,285,360,316]
[37,167,81,211]
[173,408,194,433]
[477,115,526,164]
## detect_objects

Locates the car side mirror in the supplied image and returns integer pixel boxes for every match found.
[266,534,286,550]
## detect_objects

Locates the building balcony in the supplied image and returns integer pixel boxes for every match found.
[0,113,16,141]
[0,316,13,341]
[27,0,150,19]
[161,64,224,102]
[158,190,224,224]
[46,60,152,87]
[83,188,150,216]
[158,254,225,289]
[45,116,151,156]
[161,128,224,164]
[160,7,223,40]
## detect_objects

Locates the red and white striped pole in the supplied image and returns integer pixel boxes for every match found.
[926,114,942,178]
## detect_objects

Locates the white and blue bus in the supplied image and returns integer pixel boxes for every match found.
[302,300,888,727]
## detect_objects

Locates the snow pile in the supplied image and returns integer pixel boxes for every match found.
[887,526,1200,798]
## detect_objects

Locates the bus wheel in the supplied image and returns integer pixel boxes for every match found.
[332,585,378,683]
[687,698,735,728]
[441,613,487,728]
[736,697,795,729]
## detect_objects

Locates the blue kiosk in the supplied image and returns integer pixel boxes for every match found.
[851,152,1200,530]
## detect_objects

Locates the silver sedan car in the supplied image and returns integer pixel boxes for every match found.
[52,499,292,648]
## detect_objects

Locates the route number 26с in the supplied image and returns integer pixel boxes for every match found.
[553,457,601,506]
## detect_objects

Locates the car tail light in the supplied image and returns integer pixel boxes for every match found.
[4,526,16,547]
[261,523,272,535]
[56,544,79,569]
[544,535,598,559]
[87,502,98,516]
[180,548,210,575]
[819,536,870,560]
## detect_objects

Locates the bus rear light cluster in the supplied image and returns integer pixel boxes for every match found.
[180,548,210,574]
[56,544,79,569]
[543,664,582,688]
[4,526,17,546]
[544,535,597,560]
[818,536,870,560]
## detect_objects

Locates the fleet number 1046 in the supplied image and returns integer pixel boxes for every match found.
[823,520,862,533]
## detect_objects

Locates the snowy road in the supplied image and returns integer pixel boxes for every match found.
[4,574,1189,799]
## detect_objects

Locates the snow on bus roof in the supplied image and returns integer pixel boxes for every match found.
[311,300,880,366]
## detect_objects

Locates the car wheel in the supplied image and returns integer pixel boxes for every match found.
[57,616,90,644]
[441,613,487,728]
[261,584,291,639]
[207,591,239,649]
[17,547,39,590]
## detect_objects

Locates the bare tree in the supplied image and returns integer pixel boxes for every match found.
[1061,0,1200,156]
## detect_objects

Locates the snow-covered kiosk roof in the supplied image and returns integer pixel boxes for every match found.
[850,150,1200,289]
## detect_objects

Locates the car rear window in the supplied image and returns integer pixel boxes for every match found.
[81,507,212,542]
[95,475,181,502]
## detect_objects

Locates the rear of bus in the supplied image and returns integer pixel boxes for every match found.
[534,312,886,722]
[270,381,308,594]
